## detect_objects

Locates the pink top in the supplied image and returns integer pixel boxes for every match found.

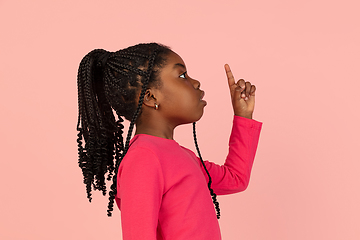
[115,116,262,239]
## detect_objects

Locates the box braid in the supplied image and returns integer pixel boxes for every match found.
[106,47,161,216]
[193,122,221,219]
[76,42,220,218]
[77,43,170,212]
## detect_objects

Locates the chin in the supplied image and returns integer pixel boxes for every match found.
[176,109,205,125]
[193,110,204,122]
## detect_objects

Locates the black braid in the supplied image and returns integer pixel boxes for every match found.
[107,49,158,216]
[77,43,171,216]
[193,122,221,219]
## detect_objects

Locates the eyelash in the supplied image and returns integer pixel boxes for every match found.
[180,71,187,79]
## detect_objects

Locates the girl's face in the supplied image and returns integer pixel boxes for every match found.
[154,51,206,126]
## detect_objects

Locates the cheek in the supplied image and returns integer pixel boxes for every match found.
[172,88,197,108]
[183,93,198,108]
[160,81,200,113]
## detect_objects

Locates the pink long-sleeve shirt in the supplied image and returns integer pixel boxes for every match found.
[115,116,262,239]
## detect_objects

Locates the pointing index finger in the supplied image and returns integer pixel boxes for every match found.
[224,64,235,87]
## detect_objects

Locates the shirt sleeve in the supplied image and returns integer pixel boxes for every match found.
[117,147,164,240]
[201,115,262,195]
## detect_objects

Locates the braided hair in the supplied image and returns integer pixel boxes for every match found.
[193,122,221,219]
[76,42,220,218]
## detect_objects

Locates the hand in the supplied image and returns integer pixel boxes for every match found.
[225,64,256,119]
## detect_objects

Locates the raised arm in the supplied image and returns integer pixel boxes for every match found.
[198,65,262,194]
[201,115,262,195]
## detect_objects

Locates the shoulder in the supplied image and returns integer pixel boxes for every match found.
[121,134,177,168]
[118,143,164,185]
[179,146,197,157]
[122,145,160,169]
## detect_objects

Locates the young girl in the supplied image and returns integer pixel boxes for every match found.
[77,43,262,239]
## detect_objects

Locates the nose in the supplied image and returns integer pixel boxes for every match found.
[191,78,201,89]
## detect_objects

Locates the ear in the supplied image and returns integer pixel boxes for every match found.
[142,89,158,108]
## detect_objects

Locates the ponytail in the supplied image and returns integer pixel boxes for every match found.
[76,43,171,216]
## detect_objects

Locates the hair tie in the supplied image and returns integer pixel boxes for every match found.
[97,51,111,67]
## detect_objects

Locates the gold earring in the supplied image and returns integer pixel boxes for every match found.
[154,103,159,110]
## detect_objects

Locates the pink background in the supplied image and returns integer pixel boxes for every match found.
[1,0,359,239]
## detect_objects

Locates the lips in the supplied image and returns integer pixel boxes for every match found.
[200,91,207,106]
[200,91,205,100]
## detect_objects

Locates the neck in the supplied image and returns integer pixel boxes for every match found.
[135,117,176,140]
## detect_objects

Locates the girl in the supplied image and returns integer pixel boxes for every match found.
[77,43,262,239]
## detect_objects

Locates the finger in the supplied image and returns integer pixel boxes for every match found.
[245,82,252,97]
[224,64,235,88]
[237,79,246,98]
[247,85,256,108]
[247,85,256,103]
[234,85,242,101]
[237,79,246,89]
[250,85,256,96]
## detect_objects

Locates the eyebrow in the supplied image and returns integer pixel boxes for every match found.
[173,63,186,70]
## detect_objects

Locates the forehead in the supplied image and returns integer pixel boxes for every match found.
[156,51,186,86]
[165,51,186,69]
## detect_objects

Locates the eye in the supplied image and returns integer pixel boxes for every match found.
[179,72,187,79]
